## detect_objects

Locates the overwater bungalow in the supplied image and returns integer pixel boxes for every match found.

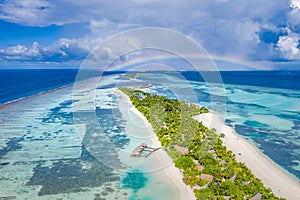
[130,143,147,157]
[130,143,161,157]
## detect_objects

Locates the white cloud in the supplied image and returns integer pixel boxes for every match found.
[288,0,300,31]
[0,0,53,26]
[277,33,300,60]
[0,0,135,26]
[2,42,41,60]
[1,0,300,64]
[89,19,139,38]
[0,38,98,61]
[290,0,300,9]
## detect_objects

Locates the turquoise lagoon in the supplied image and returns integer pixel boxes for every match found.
[0,71,300,199]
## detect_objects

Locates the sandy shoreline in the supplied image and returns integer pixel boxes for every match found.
[115,89,196,200]
[130,104,197,200]
[116,88,300,199]
[194,112,300,200]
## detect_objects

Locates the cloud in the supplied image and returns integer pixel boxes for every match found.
[288,0,300,32]
[0,37,101,62]
[0,42,40,60]
[290,0,300,9]
[276,31,300,60]
[0,0,300,66]
[88,19,140,38]
[0,0,53,26]
[0,0,130,26]
[274,1,300,60]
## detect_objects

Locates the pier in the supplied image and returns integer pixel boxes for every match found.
[130,143,162,157]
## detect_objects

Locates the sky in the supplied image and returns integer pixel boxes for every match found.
[0,0,300,70]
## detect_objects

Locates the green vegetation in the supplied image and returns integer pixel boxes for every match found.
[119,88,284,200]
[124,73,138,79]
[124,73,149,80]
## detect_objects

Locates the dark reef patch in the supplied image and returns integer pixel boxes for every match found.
[253,137,300,179]
[40,100,77,125]
[227,100,266,110]
[244,120,268,128]
[225,119,234,126]
[235,124,257,136]
[95,107,129,148]
[97,83,116,89]
[293,121,300,130]
[0,196,17,200]
[121,169,148,193]
[26,146,120,196]
[0,137,24,159]
[0,162,10,166]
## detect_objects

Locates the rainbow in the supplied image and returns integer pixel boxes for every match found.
[104,53,273,71]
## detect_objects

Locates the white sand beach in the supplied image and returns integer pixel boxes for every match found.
[193,112,300,200]
[116,89,196,200]
[115,88,300,199]
[129,102,196,200]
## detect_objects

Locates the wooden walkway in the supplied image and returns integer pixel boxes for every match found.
[130,143,162,158]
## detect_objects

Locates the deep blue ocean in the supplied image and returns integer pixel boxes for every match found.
[181,70,300,90]
[0,69,78,105]
[0,69,122,105]
[1,69,299,106]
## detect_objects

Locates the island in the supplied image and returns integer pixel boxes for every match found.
[119,87,284,200]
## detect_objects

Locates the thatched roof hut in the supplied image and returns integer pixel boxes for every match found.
[250,192,262,200]
[199,174,214,181]
[193,160,204,171]
[220,160,227,165]
[229,174,237,182]
[174,145,189,155]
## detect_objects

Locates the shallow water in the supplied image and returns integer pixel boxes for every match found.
[0,76,181,199]
[1,71,299,199]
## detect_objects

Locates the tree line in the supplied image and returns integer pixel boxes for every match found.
[120,88,283,200]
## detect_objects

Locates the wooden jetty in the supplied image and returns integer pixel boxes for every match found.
[130,143,162,157]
